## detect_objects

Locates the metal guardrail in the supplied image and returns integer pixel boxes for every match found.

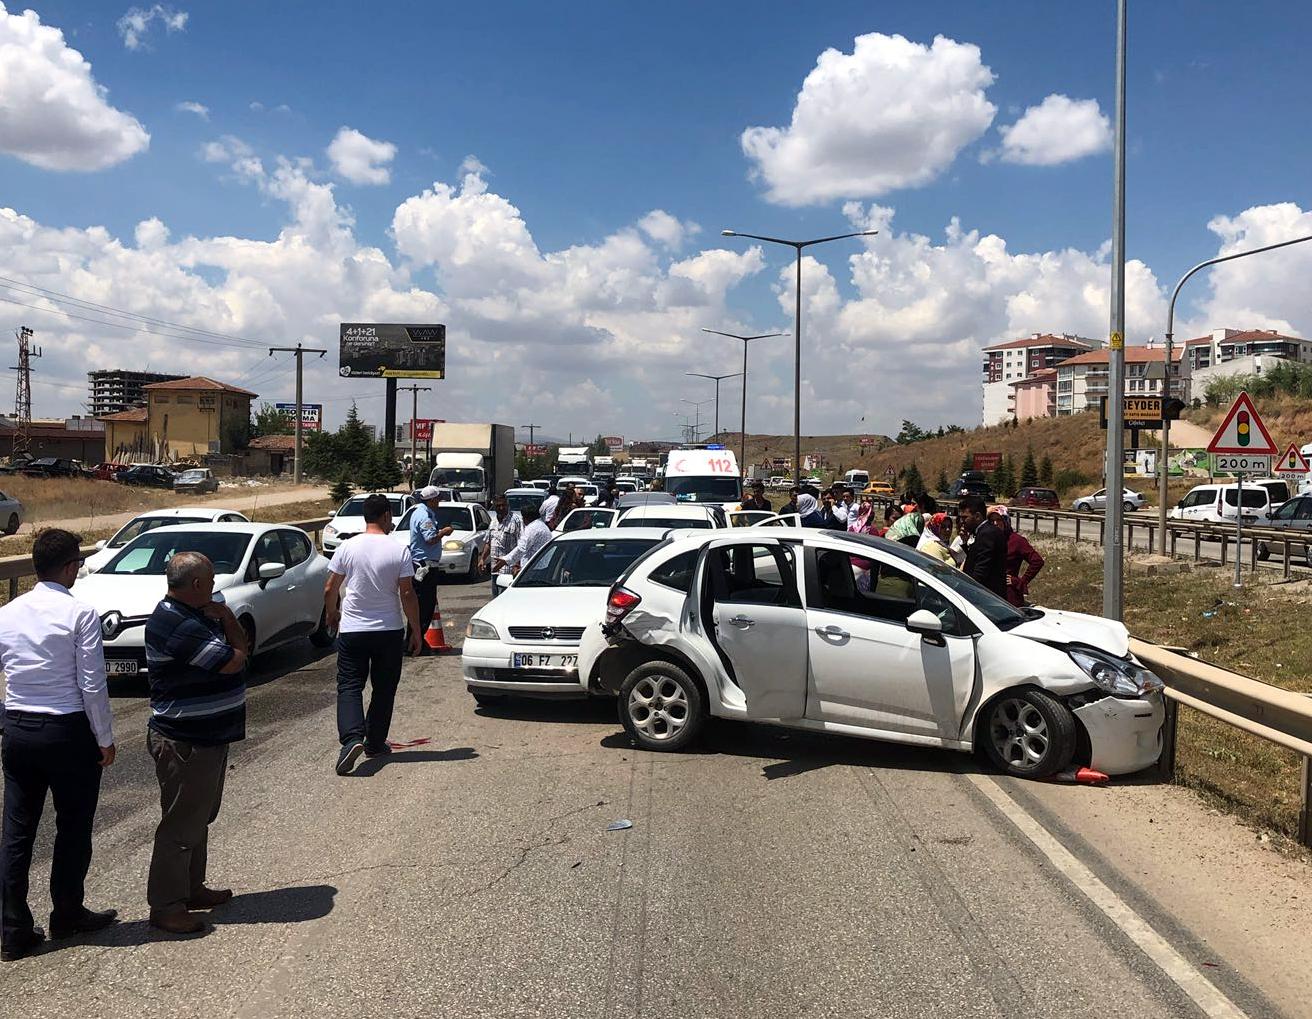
[1129,637,1312,848]
[1007,506,1312,578]
[0,516,333,603]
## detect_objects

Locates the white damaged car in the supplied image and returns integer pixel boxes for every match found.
[578,527,1164,778]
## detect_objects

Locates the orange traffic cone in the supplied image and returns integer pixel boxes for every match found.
[424,602,459,655]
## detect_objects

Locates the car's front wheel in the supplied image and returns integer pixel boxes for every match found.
[618,660,705,752]
[4,514,17,535]
[1123,501,1136,513]
[309,609,335,648]
[1073,502,1089,513]
[979,688,1076,779]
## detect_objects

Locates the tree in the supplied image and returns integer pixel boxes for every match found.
[935,468,950,494]
[1039,454,1054,486]
[356,442,401,492]
[900,463,925,496]
[589,433,609,456]
[1020,446,1039,488]
[337,402,373,465]
[959,452,974,476]
[251,402,292,439]
[328,472,353,506]
[896,420,928,445]
[220,411,249,452]
[993,453,1018,497]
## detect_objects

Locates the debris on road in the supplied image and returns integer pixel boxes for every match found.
[606,819,633,831]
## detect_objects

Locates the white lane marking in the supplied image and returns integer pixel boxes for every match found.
[967,774,1249,1019]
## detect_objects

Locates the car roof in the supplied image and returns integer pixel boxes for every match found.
[129,506,239,519]
[505,487,545,495]
[132,522,302,535]
[551,526,670,542]
[621,504,717,517]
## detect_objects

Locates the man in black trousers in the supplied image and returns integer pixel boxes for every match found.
[0,529,118,961]
[958,495,1008,599]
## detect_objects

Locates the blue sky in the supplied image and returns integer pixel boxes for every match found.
[2,1,1311,439]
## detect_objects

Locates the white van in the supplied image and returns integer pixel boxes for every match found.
[1169,483,1273,526]
[663,447,742,510]
[843,469,870,490]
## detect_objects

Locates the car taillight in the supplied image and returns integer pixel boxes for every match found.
[606,586,641,625]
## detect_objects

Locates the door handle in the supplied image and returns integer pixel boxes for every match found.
[817,624,849,639]
[728,615,755,629]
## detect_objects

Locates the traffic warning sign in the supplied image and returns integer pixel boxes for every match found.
[1206,391,1278,456]
[1275,442,1310,475]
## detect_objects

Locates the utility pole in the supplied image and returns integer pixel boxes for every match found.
[267,342,327,484]
[1103,0,1128,620]
[397,384,431,480]
[520,423,541,447]
[10,326,40,459]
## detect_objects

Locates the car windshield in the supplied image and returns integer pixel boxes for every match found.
[111,516,208,548]
[431,468,484,490]
[506,492,545,513]
[432,507,476,530]
[176,470,207,481]
[842,534,1027,628]
[336,498,368,516]
[516,537,660,587]
[104,532,251,577]
[666,476,742,503]
[618,516,713,529]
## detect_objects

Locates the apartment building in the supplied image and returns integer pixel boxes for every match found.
[88,369,186,416]
[980,333,1098,425]
[1054,346,1188,416]
[1182,328,1312,396]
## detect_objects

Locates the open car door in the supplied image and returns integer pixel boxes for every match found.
[556,507,619,533]
[727,510,775,527]
[757,513,802,528]
[691,536,808,720]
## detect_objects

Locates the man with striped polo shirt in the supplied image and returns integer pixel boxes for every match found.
[143,551,249,936]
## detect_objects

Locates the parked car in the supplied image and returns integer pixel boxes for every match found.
[0,490,24,535]
[80,523,333,678]
[1169,483,1273,526]
[82,507,251,576]
[861,480,897,498]
[89,462,129,481]
[173,468,219,494]
[391,501,491,578]
[525,479,552,491]
[504,487,547,515]
[1257,494,1312,561]
[461,529,668,704]
[617,504,726,529]
[1071,488,1145,513]
[554,507,620,533]
[322,492,416,555]
[1249,478,1290,511]
[613,479,640,495]
[579,527,1165,778]
[947,477,996,502]
[116,464,175,489]
[615,492,677,511]
[20,457,85,479]
[1011,487,1060,509]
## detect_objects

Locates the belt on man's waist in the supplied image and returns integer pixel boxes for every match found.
[4,708,88,723]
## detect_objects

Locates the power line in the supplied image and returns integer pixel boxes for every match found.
[0,293,267,352]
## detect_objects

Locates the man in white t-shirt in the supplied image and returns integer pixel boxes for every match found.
[323,494,423,776]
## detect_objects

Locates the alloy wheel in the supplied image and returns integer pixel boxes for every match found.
[627,674,690,741]
[989,697,1050,770]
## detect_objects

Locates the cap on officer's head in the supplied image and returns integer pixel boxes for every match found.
[419,485,443,501]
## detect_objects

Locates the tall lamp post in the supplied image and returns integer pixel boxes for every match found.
[679,398,713,443]
[702,328,786,481]
[684,371,742,441]
[721,228,877,486]
[1156,233,1312,554]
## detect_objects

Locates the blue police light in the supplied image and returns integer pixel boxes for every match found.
[706,444,725,450]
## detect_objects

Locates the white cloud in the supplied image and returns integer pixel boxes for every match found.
[639,209,700,249]
[249,101,291,115]
[326,126,397,186]
[117,4,188,51]
[0,3,150,171]
[741,33,996,206]
[995,94,1111,166]
[459,154,487,176]
[175,100,208,119]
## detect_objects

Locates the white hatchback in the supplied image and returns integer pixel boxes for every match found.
[322,492,416,555]
[462,529,669,703]
[392,501,491,579]
[82,507,251,576]
[616,504,726,529]
[579,527,1165,778]
[77,523,333,680]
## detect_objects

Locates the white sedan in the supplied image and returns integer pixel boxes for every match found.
[462,529,668,703]
[322,492,415,555]
[579,527,1165,778]
[82,507,251,576]
[616,504,726,529]
[393,501,491,579]
[77,523,333,679]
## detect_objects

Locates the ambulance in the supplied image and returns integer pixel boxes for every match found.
[663,445,742,511]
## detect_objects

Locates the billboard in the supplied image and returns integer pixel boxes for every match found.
[523,443,547,457]
[972,452,1002,472]
[604,435,624,451]
[859,436,876,447]
[273,403,323,432]
[339,323,446,379]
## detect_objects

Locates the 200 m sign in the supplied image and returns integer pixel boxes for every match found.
[1214,454,1272,474]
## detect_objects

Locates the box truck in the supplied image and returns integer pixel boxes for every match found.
[427,423,515,504]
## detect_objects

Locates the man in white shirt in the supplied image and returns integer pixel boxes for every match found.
[502,503,553,575]
[481,494,521,598]
[324,494,423,776]
[0,529,118,961]
[538,487,561,528]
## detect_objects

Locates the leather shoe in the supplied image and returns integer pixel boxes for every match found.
[50,907,118,939]
[1,927,44,962]
[148,910,207,935]
[186,887,233,910]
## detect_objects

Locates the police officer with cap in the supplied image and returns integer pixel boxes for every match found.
[408,486,453,652]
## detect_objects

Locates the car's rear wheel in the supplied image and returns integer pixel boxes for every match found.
[618,660,705,752]
[4,514,17,535]
[1123,501,1135,513]
[979,688,1076,779]
[309,609,335,648]
[1073,502,1089,513]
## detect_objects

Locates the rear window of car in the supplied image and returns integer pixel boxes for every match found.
[515,538,660,587]
[1224,488,1268,508]
[649,549,698,592]
[618,517,713,529]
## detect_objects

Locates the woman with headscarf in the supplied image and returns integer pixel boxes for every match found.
[847,495,875,535]
[874,503,901,538]
[915,512,958,566]
[797,492,826,528]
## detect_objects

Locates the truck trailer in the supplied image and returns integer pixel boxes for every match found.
[427,423,515,504]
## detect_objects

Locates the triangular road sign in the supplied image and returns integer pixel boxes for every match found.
[1207,391,1278,455]
[1275,442,1311,473]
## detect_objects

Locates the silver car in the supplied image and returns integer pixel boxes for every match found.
[0,490,23,535]
[1071,488,1145,513]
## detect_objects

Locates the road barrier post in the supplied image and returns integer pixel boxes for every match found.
[1301,758,1312,849]
[1074,516,1081,542]
[1157,698,1178,783]
[1194,531,1201,562]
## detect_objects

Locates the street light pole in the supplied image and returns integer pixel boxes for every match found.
[721,228,878,487]
[1103,0,1128,621]
[685,371,743,440]
[702,329,786,479]
[1155,233,1312,553]
[680,398,712,444]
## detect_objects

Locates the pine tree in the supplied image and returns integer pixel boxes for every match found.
[356,443,398,492]
[338,402,372,465]
[1038,454,1054,486]
[959,452,974,476]
[1020,446,1039,488]
[901,463,925,497]
[936,468,950,494]
[328,472,353,506]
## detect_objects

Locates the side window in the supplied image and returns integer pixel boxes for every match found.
[278,530,312,565]
[649,549,697,592]
[1273,500,1300,520]
[1296,499,1312,521]
[710,543,799,607]
[249,532,287,579]
[398,508,414,530]
[813,549,964,633]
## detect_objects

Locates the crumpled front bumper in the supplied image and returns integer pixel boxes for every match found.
[1073,691,1165,775]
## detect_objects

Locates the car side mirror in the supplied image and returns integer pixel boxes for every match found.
[496,573,513,590]
[257,562,287,584]
[905,608,945,644]
[95,539,107,550]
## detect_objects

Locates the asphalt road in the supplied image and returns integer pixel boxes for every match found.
[2,576,1296,1017]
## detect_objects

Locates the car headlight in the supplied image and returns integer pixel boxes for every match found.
[443,539,466,551]
[101,610,123,640]
[1068,647,1164,698]
[465,618,499,640]
[324,525,337,539]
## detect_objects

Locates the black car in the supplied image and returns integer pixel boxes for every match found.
[116,465,175,489]
[20,457,84,478]
[947,477,996,502]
